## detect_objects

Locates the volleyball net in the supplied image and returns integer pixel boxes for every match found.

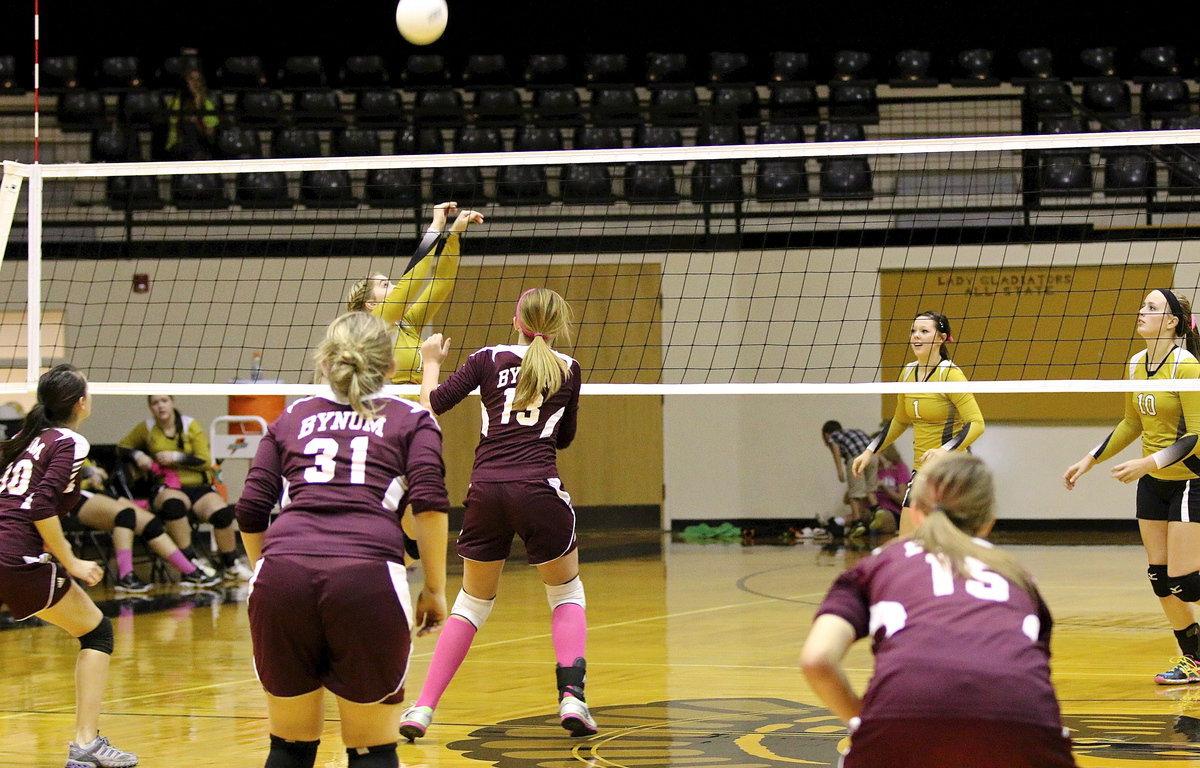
[1,127,1199,401]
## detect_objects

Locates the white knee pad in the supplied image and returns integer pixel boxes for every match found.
[450,589,494,629]
[546,576,586,611]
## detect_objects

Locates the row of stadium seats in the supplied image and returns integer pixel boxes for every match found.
[94,122,877,209]
[92,141,1200,214]
[55,83,867,132]
[52,81,1200,137]
[4,46,1196,91]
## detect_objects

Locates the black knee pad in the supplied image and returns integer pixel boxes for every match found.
[208,504,236,529]
[1170,572,1200,603]
[113,507,137,532]
[265,734,319,768]
[140,515,164,541]
[1149,565,1171,598]
[78,616,114,655]
[158,498,188,521]
[346,743,398,768]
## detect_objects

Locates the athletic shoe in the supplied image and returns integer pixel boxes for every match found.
[558,696,599,737]
[869,509,897,534]
[65,734,138,767]
[189,557,218,580]
[399,705,433,742]
[222,559,254,582]
[847,522,868,540]
[114,572,151,594]
[1156,655,1200,685]
[179,568,221,589]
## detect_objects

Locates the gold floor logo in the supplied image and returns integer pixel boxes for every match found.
[1068,713,1200,767]
[446,700,1200,767]
[447,698,845,767]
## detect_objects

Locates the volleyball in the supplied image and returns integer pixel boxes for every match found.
[395,0,448,45]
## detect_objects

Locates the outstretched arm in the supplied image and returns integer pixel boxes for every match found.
[402,209,484,330]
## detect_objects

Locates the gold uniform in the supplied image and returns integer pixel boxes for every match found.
[868,359,986,471]
[374,230,461,385]
[118,416,213,488]
[1092,347,1200,481]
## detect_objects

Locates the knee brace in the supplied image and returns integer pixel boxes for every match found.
[1169,572,1200,603]
[1149,565,1171,598]
[140,515,165,541]
[113,507,137,532]
[266,734,319,768]
[450,589,494,630]
[208,504,236,529]
[78,616,114,655]
[346,743,398,767]
[158,498,188,521]
[546,576,586,611]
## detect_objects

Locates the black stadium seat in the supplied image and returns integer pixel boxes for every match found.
[561,126,622,204]
[755,123,809,202]
[498,126,561,205]
[691,124,746,203]
[626,126,681,203]
[817,123,872,199]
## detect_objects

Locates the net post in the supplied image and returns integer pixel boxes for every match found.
[25,163,42,389]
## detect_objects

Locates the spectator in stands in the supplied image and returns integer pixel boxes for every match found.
[119,395,251,581]
[165,69,218,160]
[73,457,221,592]
[822,420,877,538]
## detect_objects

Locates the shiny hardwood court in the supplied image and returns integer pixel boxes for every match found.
[3,533,1199,767]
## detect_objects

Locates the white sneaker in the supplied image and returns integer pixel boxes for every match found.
[558,696,598,737]
[189,556,218,579]
[223,558,254,581]
[400,705,433,742]
[66,734,138,767]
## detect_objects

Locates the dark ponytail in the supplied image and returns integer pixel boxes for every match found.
[1160,289,1199,357]
[0,364,87,471]
[917,310,953,360]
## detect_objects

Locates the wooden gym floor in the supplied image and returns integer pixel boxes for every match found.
[3,530,1199,767]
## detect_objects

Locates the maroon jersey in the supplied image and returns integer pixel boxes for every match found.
[0,428,89,564]
[430,344,581,481]
[816,539,1062,728]
[235,388,448,561]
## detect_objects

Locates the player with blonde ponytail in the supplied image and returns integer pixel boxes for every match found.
[237,311,449,768]
[404,287,595,741]
[802,453,1075,768]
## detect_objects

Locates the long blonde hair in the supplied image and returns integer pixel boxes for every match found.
[314,312,393,419]
[512,288,573,411]
[908,453,1033,594]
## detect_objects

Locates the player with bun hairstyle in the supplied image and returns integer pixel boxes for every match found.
[401,287,596,740]
[0,364,139,768]
[1064,288,1200,685]
[346,201,484,384]
[851,310,985,534]
[802,453,1076,768]
[236,312,449,768]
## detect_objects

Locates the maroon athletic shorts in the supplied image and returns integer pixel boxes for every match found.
[0,555,72,621]
[458,478,577,565]
[844,716,1076,768]
[248,554,413,704]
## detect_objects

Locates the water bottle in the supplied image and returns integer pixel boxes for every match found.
[249,351,262,383]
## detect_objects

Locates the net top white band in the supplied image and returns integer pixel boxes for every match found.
[4,129,1200,178]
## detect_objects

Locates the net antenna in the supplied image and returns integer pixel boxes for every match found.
[2,127,1200,398]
